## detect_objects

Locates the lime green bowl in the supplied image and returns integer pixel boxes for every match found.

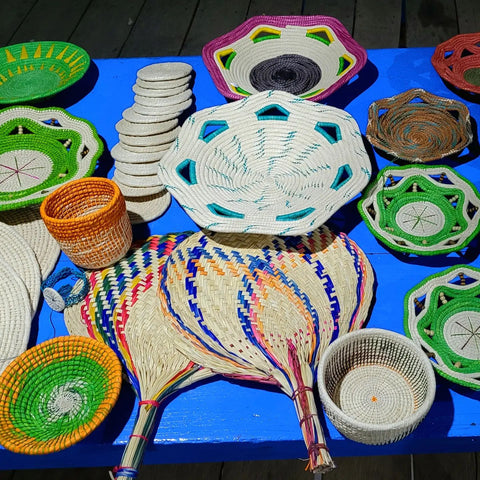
[0,41,90,105]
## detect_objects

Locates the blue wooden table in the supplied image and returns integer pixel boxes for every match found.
[1,47,480,470]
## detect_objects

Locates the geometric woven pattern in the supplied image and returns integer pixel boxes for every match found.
[0,106,103,211]
[0,41,90,104]
[358,164,480,255]
[404,265,480,390]
[202,15,367,102]
[431,33,480,96]
[159,90,371,235]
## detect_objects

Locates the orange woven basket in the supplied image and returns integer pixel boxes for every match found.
[40,177,133,269]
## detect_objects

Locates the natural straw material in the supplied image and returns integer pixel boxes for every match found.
[40,177,132,269]
[358,164,480,255]
[158,227,374,473]
[366,88,472,163]
[317,328,436,445]
[404,265,480,390]
[431,33,480,95]
[202,15,367,102]
[0,335,122,454]
[0,41,90,104]
[159,90,371,235]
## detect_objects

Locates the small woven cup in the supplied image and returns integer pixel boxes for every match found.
[40,177,132,269]
[317,328,436,445]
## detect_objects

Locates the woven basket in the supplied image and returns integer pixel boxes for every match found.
[366,88,472,163]
[159,90,371,235]
[317,328,436,445]
[40,177,132,269]
[0,41,90,105]
[0,335,122,454]
[0,106,103,211]
[358,164,480,256]
[202,15,367,102]
[404,265,480,390]
[431,33,480,95]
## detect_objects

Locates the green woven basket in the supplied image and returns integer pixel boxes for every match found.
[0,335,122,454]
[0,41,90,105]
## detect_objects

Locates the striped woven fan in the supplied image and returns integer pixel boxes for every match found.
[158,226,374,473]
[64,233,213,480]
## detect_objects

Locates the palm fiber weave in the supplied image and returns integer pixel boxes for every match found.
[158,226,374,473]
[0,336,122,454]
[366,88,472,163]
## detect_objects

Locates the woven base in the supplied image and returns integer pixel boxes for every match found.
[125,190,172,224]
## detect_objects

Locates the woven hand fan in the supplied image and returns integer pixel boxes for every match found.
[158,227,374,473]
[65,233,212,480]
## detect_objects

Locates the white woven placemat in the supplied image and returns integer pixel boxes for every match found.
[0,207,60,280]
[115,118,178,136]
[136,75,191,90]
[132,83,189,98]
[125,190,172,224]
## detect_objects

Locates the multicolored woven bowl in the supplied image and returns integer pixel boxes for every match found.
[0,336,122,454]
[202,15,367,102]
[0,41,90,105]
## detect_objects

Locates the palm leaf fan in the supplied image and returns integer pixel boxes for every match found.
[158,227,374,473]
[64,233,213,480]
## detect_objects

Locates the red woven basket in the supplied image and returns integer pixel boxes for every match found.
[431,33,480,95]
[40,177,132,269]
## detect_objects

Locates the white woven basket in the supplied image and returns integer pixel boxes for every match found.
[317,328,436,445]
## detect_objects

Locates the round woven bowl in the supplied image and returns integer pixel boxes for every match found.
[366,88,472,163]
[40,177,132,269]
[0,335,122,454]
[431,33,480,95]
[317,328,436,445]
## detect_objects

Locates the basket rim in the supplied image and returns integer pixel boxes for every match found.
[317,328,437,432]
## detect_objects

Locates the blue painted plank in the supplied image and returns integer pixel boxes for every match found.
[1,48,480,470]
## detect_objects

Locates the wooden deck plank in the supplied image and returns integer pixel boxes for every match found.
[120,0,198,57]
[413,452,477,480]
[246,0,303,17]
[455,0,480,35]
[69,0,145,58]
[302,0,356,34]
[354,0,403,48]
[0,0,37,46]
[8,0,90,46]
[179,0,250,56]
[404,0,458,47]
[221,459,312,479]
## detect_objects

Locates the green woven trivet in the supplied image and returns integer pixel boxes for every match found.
[0,106,102,210]
[0,41,90,105]
[358,164,480,255]
[404,265,480,389]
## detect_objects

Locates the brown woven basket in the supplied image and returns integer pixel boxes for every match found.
[40,177,132,269]
[366,88,472,163]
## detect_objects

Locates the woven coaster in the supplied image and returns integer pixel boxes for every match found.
[0,41,90,104]
[404,265,480,389]
[137,62,193,82]
[115,117,178,136]
[132,83,189,98]
[0,206,60,280]
[119,126,180,147]
[113,177,165,197]
[121,141,172,154]
[0,106,103,211]
[0,222,41,313]
[366,88,472,163]
[111,143,167,164]
[136,75,192,90]
[122,106,179,124]
[115,159,160,176]
[358,164,480,255]
[0,336,122,454]
[134,89,192,107]
[133,98,193,116]
[202,15,367,102]
[432,33,480,95]
[159,89,371,235]
[125,190,172,224]
[0,256,32,373]
[113,169,163,188]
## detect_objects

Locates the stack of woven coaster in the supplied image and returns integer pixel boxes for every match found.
[111,62,194,224]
